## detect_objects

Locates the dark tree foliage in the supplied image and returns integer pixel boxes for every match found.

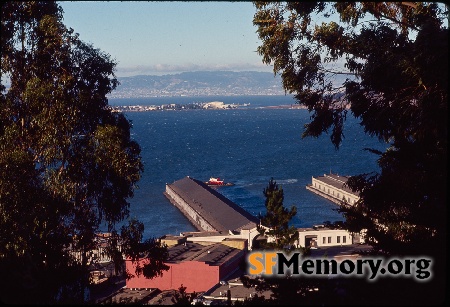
[233,294,275,306]
[252,1,447,305]
[257,178,299,249]
[171,284,198,305]
[0,1,167,304]
[120,218,170,280]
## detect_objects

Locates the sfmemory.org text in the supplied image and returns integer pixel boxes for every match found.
[247,252,432,281]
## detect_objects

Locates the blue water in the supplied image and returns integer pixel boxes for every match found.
[107,95,387,239]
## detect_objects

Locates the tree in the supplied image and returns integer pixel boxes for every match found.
[241,178,323,305]
[253,1,447,305]
[0,1,167,303]
[257,178,299,249]
[171,284,198,305]
[119,218,169,280]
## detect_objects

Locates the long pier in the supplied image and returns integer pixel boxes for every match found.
[164,176,258,233]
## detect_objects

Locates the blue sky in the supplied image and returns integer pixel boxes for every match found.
[59,1,272,77]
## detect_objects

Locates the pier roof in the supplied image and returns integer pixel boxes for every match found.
[314,173,358,196]
[167,176,258,233]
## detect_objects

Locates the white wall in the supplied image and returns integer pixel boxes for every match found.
[297,228,353,248]
[311,177,359,205]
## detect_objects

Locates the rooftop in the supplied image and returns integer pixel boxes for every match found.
[166,242,243,266]
[201,269,273,303]
[313,173,358,196]
[180,231,224,237]
[298,227,346,232]
[99,287,159,304]
[167,176,258,232]
[309,244,373,258]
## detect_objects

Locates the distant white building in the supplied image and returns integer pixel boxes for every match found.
[306,173,360,206]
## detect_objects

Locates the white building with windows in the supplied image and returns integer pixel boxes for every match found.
[296,225,365,248]
[306,173,360,206]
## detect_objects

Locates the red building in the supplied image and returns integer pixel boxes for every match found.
[125,240,246,293]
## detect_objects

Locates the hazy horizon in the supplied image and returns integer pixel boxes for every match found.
[59,1,273,77]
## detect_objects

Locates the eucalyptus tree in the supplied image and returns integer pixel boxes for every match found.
[251,1,447,304]
[1,1,166,303]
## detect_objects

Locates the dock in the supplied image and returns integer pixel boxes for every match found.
[306,173,360,206]
[164,176,258,233]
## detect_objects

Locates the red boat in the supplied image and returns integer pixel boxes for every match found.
[205,177,234,186]
[206,177,224,185]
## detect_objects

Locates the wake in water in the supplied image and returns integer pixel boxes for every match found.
[275,178,298,185]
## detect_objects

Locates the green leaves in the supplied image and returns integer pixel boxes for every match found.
[120,219,169,280]
[253,3,447,303]
[0,1,150,303]
[258,178,299,250]
[253,1,447,147]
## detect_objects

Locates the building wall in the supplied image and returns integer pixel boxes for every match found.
[219,249,246,280]
[187,235,236,244]
[185,230,256,250]
[125,245,247,292]
[310,177,359,205]
[166,185,216,232]
[160,236,187,247]
[125,260,220,292]
[239,228,260,250]
[221,239,247,250]
[297,229,353,248]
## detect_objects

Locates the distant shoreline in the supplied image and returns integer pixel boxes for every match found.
[259,104,306,109]
[110,103,306,112]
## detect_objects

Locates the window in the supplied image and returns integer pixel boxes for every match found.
[328,237,331,244]
[337,236,340,243]
[322,237,326,244]
[343,236,346,243]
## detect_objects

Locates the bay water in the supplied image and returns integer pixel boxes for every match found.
[108,95,387,239]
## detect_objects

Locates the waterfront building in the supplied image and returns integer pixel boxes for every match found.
[306,173,360,206]
[164,176,260,249]
[125,239,246,292]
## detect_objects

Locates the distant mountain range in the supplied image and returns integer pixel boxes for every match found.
[108,71,287,98]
